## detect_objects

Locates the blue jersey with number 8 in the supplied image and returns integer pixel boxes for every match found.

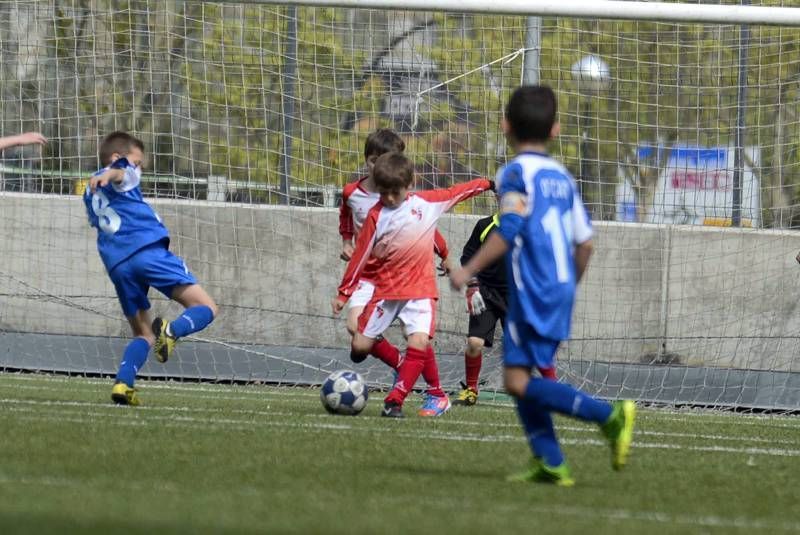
[497,151,592,341]
[83,160,169,272]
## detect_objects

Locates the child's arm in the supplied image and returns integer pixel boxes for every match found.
[433,229,451,275]
[451,232,508,290]
[571,187,594,283]
[450,168,523,290]
[332,204,380,314]
[433,229,449,260]
[339,184,357,260]
[416,178,493,215]
[88,158,131,193]
[0,132,47,151]
[574,240,593,283]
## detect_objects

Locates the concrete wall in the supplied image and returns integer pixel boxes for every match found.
[3,192,800,373]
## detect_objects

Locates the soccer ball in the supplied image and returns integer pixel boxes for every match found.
[320,370,368,415]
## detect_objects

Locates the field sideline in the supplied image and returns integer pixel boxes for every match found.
[1,373,799,534]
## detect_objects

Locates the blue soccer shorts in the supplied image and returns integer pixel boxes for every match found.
[503,316,561,370]
[109,242,197,317]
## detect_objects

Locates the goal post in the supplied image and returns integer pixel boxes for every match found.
[1,0,800,411]
[232,0,800,27]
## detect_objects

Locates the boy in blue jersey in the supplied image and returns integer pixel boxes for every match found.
[450,86,635,486]
[84,132,218,405]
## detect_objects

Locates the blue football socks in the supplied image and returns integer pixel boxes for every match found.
[524,377,613,424]
[516,398,564,467]
[116,337,150,387]
[169,305,214,338]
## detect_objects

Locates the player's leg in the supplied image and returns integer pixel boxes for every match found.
[508,320,636,470]
[348,281,401,368]
[506,371,574,487]
[502,330,573,485]
[108,259,154,406]
[142,247,216,362]
[383,329,428,418]
[456,302,497,405]
[150,283,217,363]
[350,296,394,362]
[397,299,450,417]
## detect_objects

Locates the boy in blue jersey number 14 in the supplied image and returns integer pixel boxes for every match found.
[84,132,218,406]
[450,86,635,486]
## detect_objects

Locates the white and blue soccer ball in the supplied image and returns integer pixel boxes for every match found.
[320,370,368,415]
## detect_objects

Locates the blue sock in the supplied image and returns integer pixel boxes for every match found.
[115,337,150,387]
[524,378,613,424]
[169,305,214,338]
[516,398,563,467]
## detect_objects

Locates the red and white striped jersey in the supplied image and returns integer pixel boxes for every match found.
[338,178,492,301]
[339,177,449,282]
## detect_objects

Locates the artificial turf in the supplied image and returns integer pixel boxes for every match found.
[0,373,798,534]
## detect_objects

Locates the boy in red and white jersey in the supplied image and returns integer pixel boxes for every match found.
[338,129,450,384]
[333,152,493,418]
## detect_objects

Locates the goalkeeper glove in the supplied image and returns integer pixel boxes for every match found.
[466,282,486,316]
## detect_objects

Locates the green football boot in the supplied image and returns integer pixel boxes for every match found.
[601,400,636,470]
[506,458,575,487]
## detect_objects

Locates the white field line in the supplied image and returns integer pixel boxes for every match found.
[0,382,321,402]
[3,401,800,458]
[480,400,800,425]
[1,397,797,447]
[2,378,799,430]
[3,373,800,428]
[0,377,321,398]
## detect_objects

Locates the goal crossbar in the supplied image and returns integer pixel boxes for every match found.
[225,0,800,27]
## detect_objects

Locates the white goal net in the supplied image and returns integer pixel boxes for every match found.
[1,0,800,410]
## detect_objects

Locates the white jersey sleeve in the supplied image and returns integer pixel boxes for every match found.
[571,190,593,245]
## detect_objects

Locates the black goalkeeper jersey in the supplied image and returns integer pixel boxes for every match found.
[460,214,507,292]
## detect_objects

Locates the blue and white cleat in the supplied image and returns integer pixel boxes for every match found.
[418,394,451,417]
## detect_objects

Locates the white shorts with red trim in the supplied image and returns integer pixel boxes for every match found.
[357,297,437,339]
[347,280,376,309]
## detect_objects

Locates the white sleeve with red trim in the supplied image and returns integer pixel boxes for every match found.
[338,203,380,298]
[415,178,492,216]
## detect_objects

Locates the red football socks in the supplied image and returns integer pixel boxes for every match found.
[385,346,427,405]
[371,337,401,369]
[465,351,482,391]
[422,345,445,397]
[538,366,557,380]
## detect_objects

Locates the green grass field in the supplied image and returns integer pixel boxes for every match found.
[0,373,799,534]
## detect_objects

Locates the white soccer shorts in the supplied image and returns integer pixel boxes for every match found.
[357,297,437,339]
[347,279,376,309]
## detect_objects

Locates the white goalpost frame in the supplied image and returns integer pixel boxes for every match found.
[228,0,800,27]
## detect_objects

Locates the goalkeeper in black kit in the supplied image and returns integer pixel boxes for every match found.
[454,213,557,406]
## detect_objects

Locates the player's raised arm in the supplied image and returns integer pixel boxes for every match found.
[0,132,47,151]
[333,203,380,314]
[451,166,525,290]
[416,178,494,215]
[89,157,132,193]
